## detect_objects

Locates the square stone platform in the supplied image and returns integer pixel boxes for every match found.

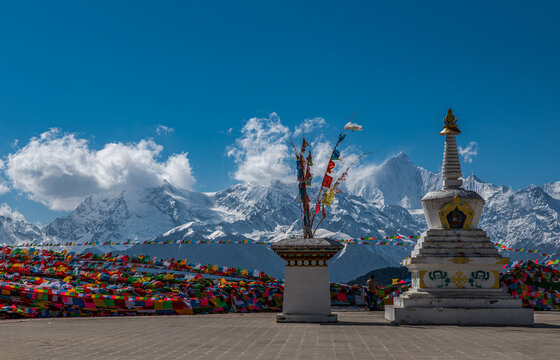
[385,305,534,325]
[1,311,559,359]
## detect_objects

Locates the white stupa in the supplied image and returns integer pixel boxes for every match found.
[385,109,534,325]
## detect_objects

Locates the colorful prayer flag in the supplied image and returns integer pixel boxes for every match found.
[331,150,341,161]
[321,175,333,188]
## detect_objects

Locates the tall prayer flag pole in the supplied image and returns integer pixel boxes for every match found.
[293,115,362,238]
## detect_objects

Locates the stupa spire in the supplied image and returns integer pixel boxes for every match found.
[440,108,463,189]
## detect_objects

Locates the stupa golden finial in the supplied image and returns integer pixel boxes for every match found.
[440,108,461,135]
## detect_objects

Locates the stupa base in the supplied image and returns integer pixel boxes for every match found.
[276,313,338,323]
[385,305,534,325]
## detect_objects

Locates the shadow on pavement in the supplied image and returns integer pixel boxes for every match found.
[533,323,560,329]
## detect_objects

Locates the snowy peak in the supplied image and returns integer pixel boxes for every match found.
[43,180,303,245]
[478,183,560,252]
[383,152,413,167]
[142,183,218,225]
[349,152,439,209]
[44,183,218,244]
[0,216,44,245]
[462,175,507,200]
[213,182,297,226]
[147,176,425,246]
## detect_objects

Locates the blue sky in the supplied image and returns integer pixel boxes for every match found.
[0,1,558,224]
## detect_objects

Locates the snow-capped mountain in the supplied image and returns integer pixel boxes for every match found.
[3,153,559,282]
[464,178,560,256]
[0,215,44,245]
[40,179,422,281]
[148,182,421,281]
[347,153,441,209]
[43,181,220,244]
[347,155,560,261]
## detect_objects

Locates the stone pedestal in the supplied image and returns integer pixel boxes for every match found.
[271,238,343,323]
[385,109,533,325]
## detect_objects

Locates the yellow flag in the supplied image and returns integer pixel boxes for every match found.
[392,279,398,285]
[320,188,335,206]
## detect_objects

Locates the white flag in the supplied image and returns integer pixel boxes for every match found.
[344,122,363,131]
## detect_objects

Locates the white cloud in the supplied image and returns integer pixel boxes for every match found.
[0,160,9,194]
[293,117,326,136]
[5,129,195,211]
[162,153,196,189]
[309,141,333,176]
[345,162,382,188]
[458,141,479,164]
[0,182,8,195]
[227,113,294,185]
[0,179,10,195]
[227,114,360,187]
[156,124,174,135]
[0,203,26,222]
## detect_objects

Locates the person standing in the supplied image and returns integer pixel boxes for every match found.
[365,274,379,311]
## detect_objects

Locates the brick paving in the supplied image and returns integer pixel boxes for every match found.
[0,312,558,360]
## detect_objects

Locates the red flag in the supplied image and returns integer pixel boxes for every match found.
[301,137,309,153]
[306,151,313,166]
[326,160,336,174]
[321,175,333,188]
[305,165,312,181]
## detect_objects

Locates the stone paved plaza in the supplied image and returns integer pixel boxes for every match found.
[1,311,558,360]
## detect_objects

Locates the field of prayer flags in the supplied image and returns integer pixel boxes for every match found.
[0,247,281,318]
[500,260,560,311]
[0,246,558,318]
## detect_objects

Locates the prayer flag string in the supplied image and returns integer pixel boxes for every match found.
[2,235,560,262]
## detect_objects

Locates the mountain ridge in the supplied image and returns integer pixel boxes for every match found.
[1,153,558,281]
